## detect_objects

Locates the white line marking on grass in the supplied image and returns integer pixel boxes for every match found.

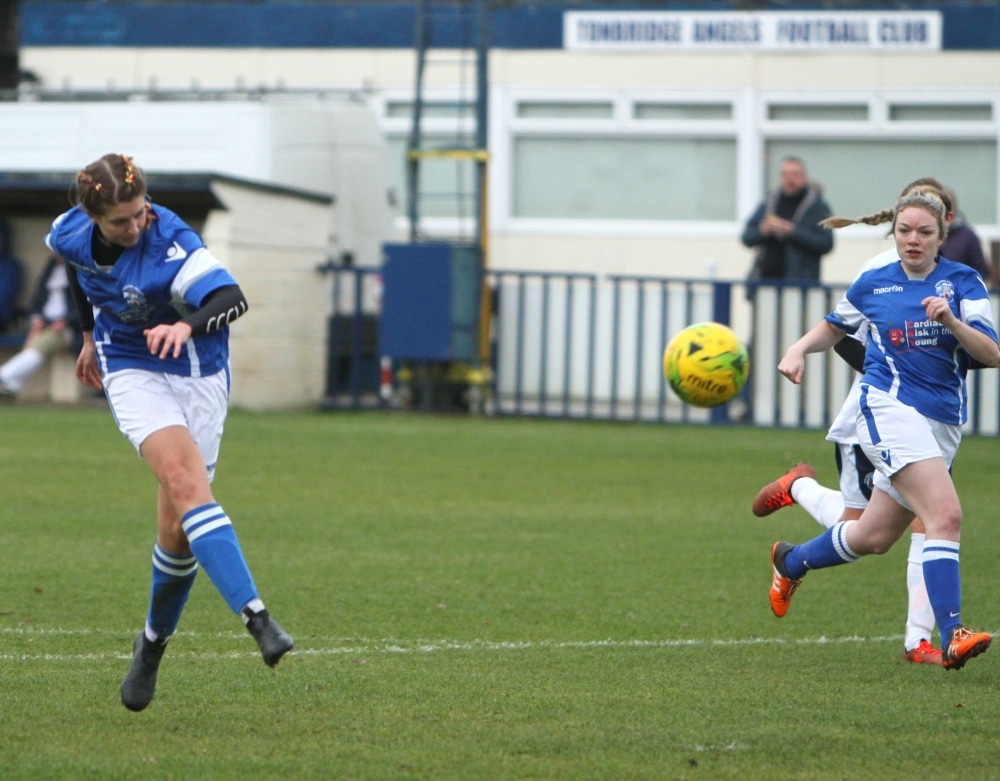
[0,628,949,662]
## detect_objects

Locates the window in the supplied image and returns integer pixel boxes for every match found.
[386,100,476,120]
[635,103,732,120]
[376,89,1000,230]
[513,136,737,221]
[889,103,992,122]
[516,102,613,119]
[768,104,868,121]
[385,135,478,220]
[767,139,997,224]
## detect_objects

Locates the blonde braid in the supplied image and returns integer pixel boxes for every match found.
[819,208,894,230]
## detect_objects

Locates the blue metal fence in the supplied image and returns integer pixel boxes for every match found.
[319,262,384,411]
[320,262,1000,435]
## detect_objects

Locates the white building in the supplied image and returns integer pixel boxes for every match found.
[7,2,1000,410]
[17,4,1000,286]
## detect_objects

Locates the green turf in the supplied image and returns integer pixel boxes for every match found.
[2,407,1000,780]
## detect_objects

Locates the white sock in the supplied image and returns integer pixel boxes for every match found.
[0,347,44,393]
[904,532,936,651]
[240,598,266,622]
[790,478,845,530]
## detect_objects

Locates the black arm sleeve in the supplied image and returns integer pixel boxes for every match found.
[181,285,249,337]
[64,261,95,332]
[833,335,866,374]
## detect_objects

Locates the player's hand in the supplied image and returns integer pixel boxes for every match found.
[777,349,805,384]
[922,296,956,328]
[76,335,103,390]
[144,322,193,359]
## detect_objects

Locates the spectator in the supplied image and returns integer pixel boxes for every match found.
[0,256,82,399]
[741,156,835,283]
[0,218,24,332]
[941,186,991,286]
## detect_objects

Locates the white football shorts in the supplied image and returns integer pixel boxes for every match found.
[835,442,874,510]
[103,367,230,482]
[856,384,961,511]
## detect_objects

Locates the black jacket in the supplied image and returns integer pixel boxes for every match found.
[741,184,835,282]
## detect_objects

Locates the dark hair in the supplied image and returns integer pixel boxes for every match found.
[74,154,147,216]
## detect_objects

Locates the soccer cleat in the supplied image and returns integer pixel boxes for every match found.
[769,541,802,618]
[752,462,817,517]
[903,639,943,665]
[942,626,991,671]
[244,609,294,667]
[120,632,168,712]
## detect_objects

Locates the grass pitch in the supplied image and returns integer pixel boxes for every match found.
[2,407,1000,780]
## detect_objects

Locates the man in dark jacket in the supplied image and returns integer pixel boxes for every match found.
[741,157,834,283]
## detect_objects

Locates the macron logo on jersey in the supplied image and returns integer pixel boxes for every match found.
[873,285,904,295]
[165,241,188,262]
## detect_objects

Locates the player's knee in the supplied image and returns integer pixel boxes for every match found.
[865,539,895,556]
[925,508,963,539]
[158,462,207,506]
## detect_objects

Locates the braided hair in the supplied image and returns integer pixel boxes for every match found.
[74,154,147,216]
[819,176,953,234]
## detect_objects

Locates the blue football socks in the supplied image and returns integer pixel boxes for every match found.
[145,543,198,641]
[181,503,259,615]
[784,521,860,580]
[922,539,962,639]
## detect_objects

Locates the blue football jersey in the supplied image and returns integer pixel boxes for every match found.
[826,257,997,424]
[45,204,237,377]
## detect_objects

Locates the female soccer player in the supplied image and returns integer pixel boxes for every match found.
[766,188,999,671]
[46,154,293,711]
[754,179,959,666]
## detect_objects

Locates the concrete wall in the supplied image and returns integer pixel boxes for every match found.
[203,180,332,410]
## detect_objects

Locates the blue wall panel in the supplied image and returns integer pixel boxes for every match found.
[19,1,1000,51]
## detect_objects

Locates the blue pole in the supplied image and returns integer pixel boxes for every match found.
[710,281,733,425]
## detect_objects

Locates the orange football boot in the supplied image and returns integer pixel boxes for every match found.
[753,462,817,517]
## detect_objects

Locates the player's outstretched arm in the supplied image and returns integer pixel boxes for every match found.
[778,320,845,385]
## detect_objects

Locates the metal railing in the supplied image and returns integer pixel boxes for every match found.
[489,270,737,424]
[319,263,1000,435]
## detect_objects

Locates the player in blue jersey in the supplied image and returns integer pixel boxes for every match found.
[46,154,293,711]
[765,188,1000,671]
[754,179,956,666]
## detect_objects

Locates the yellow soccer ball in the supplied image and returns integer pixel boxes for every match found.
[663,322,749,408]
